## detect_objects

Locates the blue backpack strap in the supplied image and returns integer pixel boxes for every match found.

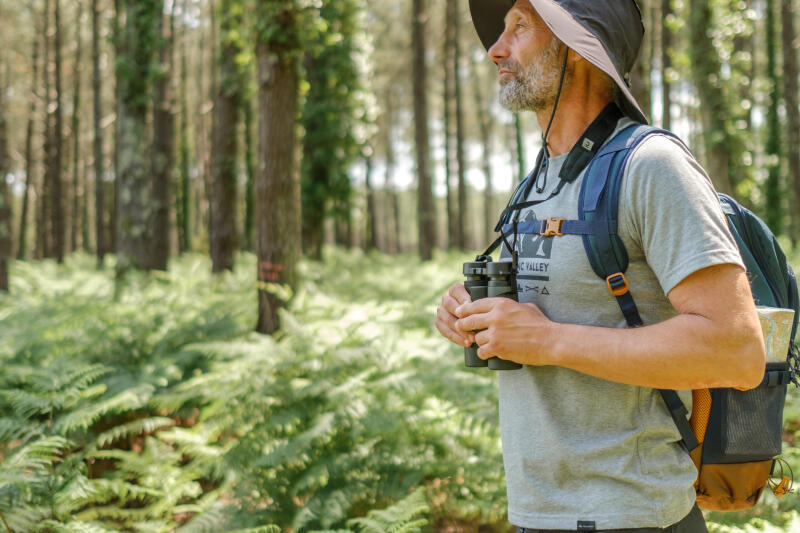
[579,124,699,454]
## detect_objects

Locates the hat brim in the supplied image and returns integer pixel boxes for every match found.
[469,0,648,124]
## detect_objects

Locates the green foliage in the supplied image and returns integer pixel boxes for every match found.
[2,251,800,531]
[300,0,367,256]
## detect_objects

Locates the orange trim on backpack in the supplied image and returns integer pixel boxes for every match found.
[605,273,630,297]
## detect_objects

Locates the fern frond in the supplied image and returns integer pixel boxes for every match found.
[0,435,70,484]
[173,501,227,533]
[55,384,155,434]
[95,416,175,447]
[254,412,336,469]
[224,527,281,533]
[348,489,429,533]
[35,519,119,533]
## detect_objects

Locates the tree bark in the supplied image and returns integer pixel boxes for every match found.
[71,0,84,254]
[453,0,468,249]
[412,0,436,260]
[210,0,244,272]
[364,154,378,251]
[51,0,65,261]
[660,0,672,130]
[472,61,493,244]
[764,0,783,233]
[384,89,401,255]
[256,0,301,334]
[781,0,800,241]
[115,0,161,276]
[0,62,11,291]
[630,0,652,121]
[513,113,525,182]
[243,89,255,252]
[687,0,735,196]
[176,0,191,253]
[92,0,105,265]
[18,28,40,260]
[444,0,457,249]
[148,2,175,271]
[42,0,54,258]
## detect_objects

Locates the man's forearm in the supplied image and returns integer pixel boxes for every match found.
[546,313,764,390]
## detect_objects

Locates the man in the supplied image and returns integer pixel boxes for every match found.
[435,0,766,531]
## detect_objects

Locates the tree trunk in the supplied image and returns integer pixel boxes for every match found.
[92,0,105,265]
[660,0,672,130]
[148,2,175,271]
[384,89,401,255]
[243,90,255,252]
[71,0,84,254]
[764,0,782,233]
[42,0,54,258]
[687,0,735,196]
[630,0,652,121]
[365,154,378,251]
[472,60,493,245]
[51,0,65,262]
[444,0,457,249]
[177,0,191,253]
[514,113,525,182]
[783,0,800,242]
[115,0,161,275]
[256,0,301,334]
[210,0,244,272]
[110,0,121,255]
[18,30,40,260]
[412,0,436,260]
[0,62,11,291]
[453,0,468,249]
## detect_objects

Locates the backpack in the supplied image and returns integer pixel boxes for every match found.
[493,124,800,511]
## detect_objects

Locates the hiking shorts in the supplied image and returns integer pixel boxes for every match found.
[514,504,708,533]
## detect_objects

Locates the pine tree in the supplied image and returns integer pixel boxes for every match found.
[255,0,302,334]
[412,0,436,260]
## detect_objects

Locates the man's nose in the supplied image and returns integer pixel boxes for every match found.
[488,32,510,64]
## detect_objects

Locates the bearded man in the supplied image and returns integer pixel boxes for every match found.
[435,1,766,531]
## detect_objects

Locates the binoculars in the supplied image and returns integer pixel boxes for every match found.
[462,256,523,371]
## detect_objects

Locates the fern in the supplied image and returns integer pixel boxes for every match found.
[95,416,175,447]
[347,489,430,533]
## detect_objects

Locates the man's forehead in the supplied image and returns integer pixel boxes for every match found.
[504,0,540,22]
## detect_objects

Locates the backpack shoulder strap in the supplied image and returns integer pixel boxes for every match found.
[579,124,699,453]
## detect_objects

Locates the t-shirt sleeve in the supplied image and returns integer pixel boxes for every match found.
[618,134,745,296]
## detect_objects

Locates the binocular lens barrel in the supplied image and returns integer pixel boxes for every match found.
[461,259,522,371]
[463,261,489,368]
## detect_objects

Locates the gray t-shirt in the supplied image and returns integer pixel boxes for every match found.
[500,119,744,530]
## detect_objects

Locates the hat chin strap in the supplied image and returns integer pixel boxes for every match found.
[535,46,570,194]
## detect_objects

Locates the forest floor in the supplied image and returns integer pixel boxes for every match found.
[1,249,799,532]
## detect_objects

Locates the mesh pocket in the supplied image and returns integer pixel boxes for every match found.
[703,363,789,464]
[720,385,785,459]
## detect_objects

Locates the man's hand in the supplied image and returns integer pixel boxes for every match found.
[454,298,554,365]
[435,283,475,347]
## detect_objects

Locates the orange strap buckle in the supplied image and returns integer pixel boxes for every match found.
[606,273,630,297]
[540,218,565,237]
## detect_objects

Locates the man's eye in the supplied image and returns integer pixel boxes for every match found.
[515,23,526,30]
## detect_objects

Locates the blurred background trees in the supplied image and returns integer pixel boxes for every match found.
[0,0,798,313]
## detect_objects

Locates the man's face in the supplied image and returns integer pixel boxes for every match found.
[489,0,569,112]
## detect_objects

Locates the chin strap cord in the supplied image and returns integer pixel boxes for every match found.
[535,46,570,194]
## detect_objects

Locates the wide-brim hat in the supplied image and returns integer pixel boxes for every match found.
[469,0,648,124]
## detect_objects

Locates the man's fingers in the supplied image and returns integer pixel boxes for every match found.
[435,316,472,347]
[455,312,490,332]
[455,297,498,318]
[449,283,472,306]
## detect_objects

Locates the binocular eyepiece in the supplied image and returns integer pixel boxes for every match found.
[462,256,523,371]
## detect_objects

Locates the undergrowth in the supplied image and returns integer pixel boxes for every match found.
[0,249,798,532]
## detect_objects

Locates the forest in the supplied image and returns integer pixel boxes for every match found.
[0,0,799,531]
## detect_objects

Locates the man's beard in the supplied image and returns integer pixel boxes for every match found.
[498,38,568,113]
